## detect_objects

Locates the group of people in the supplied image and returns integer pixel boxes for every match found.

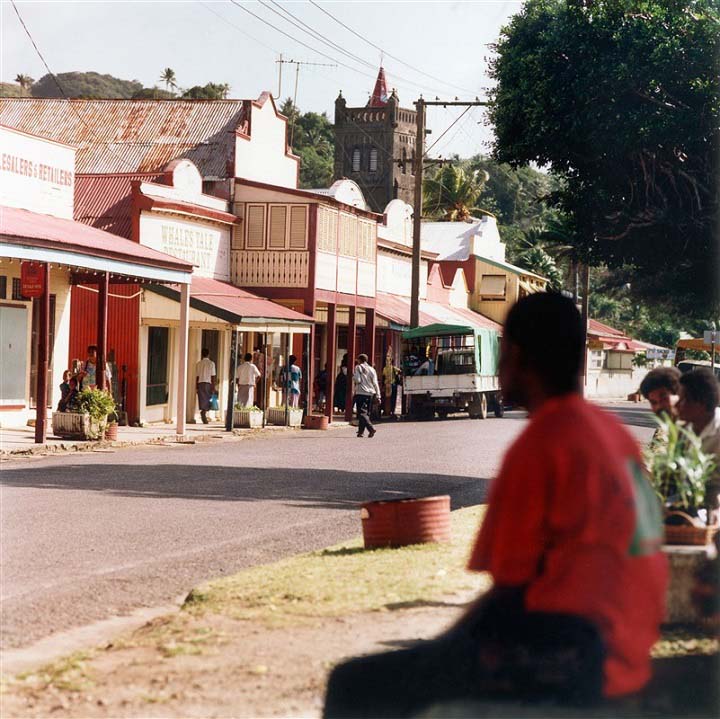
[325,293,670,717]
[57,344,111,412]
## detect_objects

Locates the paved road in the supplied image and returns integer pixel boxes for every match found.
[0,405,654,650]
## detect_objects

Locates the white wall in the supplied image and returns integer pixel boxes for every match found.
[234,99,299,189]
[376,251,428,299]
[586,367,648,399]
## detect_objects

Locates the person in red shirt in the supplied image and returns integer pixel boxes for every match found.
[324,293,667,718]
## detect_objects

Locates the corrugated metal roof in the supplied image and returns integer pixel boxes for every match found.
[0,99,249,176]
[75,174,161,238]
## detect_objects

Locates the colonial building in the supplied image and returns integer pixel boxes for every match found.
[333,68,420,213]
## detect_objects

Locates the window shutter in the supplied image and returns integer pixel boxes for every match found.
[479,274,506,298]
[246,205,266,249]
[369,148,378,172]
[352,148,361,172]
[289,206,307,249]
[268,206,287,249]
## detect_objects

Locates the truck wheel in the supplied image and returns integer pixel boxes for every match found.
[494,394,505,418]
[468,394,488,419]
[437,408,449,420]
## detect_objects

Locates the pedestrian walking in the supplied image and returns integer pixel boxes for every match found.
[325,293,667,718]
[285,355,302,408]
[353,353,381,438]
[236,352,261,407]
[195,348,216,424]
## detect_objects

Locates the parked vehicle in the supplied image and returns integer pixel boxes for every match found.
[401,323,502,420]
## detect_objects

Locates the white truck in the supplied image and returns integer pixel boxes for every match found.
[402,323,503,420]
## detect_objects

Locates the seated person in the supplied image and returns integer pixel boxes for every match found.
[414,354,434,376]
[324,294,667,719]
[57,374,79,412]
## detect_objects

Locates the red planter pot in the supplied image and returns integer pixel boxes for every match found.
[360,495,451,549]
[303,414,329,430]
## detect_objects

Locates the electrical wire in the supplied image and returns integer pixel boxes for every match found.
[200,1,280,55]
[424,105,471,157]
[308,0,481,97]
[9,0,140,173]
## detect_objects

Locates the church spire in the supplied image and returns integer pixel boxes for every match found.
[368,66,389,108]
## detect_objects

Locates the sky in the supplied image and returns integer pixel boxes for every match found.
[2,0,523,159]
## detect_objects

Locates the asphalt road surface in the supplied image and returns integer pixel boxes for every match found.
[0,406,654,650]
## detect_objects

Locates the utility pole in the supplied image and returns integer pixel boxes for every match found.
[275,58,337,147]
[410,98,488,328]
[580,263,591,396]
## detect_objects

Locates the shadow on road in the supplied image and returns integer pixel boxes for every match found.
[0,465,489,511]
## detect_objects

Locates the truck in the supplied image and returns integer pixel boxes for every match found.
[401,323,502,420]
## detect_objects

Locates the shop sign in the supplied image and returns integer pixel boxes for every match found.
[20,262,45,298]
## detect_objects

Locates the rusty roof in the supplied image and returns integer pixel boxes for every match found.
[0,99,250,176]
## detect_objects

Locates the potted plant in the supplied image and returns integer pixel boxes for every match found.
[52,388,115,440]
[645,416,718,545]
[266,405,304,427]
[233,404,264,429]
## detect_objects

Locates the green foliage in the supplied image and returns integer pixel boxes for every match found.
[76,389,116,422]
[31,72,143,99]
[181,82,230,100]
[234,404,262,411]
[280,99,334,188]
[159,67,177,92]
[646,415,716,510]
[131,87,176,100]
[0,82,25,98]
[489,0,720,314]
[423,164,492,221]
[14,74,33,95]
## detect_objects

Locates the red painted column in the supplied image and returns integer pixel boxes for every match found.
[96,272,109,391]
[325,303,336,422]
[345,305,357,421]
[34,263,50,444]
[305,325,315,412]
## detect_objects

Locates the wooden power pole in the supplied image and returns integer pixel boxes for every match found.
[410,98,487,328]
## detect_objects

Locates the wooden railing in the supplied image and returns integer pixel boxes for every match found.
[231,250,309,288]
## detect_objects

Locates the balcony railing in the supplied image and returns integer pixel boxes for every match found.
[231,250,309,288]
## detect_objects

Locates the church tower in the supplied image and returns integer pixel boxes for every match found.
[333,68,420,214]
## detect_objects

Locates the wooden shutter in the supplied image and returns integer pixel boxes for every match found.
[268,205,287,249]
[289,206,307,249]
[246,205,266,249]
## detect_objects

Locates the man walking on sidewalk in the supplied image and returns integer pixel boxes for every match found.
[195,348,216,424]
[353,354,381,438]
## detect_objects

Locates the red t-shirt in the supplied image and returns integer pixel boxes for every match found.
[468,394,668,698]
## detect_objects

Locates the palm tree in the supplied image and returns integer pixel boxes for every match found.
[423,164,491,222]
[159,68,177,93]
[14,74,34,96]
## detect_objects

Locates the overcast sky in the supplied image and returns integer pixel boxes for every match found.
[2,0,522,159]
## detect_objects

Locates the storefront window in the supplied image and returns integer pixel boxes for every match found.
[146,326,169,405]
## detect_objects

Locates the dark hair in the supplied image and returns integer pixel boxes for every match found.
[357,353,368,363]
[639,367,681,398]
[87,345,98,354]
[201,347,210,358]
[244,352,252,362]
[679,368,720,412]
[504,293,584,394]
[289,354,297,365]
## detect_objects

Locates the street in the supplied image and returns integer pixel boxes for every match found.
[0,406,654,651]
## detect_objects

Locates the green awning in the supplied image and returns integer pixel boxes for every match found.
[402,323,475,340]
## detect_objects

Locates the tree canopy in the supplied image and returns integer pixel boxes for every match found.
[31,71,143,99]
[181,82,230,100]
[489,0,719,314]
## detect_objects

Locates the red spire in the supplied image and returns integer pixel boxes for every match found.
[368,66,389,107]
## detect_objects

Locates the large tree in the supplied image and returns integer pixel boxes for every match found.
[489,0,719,314]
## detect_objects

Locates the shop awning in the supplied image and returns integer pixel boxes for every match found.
[375,292,501,335]
[0,205,193,284]
[147,276,312,333]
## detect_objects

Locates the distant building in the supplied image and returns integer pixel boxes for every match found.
[333,67,421,213]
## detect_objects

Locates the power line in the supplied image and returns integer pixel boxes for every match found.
[308,0,481,97]
[424,105,471,157]
[200,1,280,55]
[9,0,139,173]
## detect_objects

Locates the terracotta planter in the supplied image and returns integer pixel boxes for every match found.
[233,409,264,428]
[266,407,304,427]
[105,422,119,441]
[52,411,107,440]
[360,495,451,549]
[303,414,329,430]
[664,510,719,546]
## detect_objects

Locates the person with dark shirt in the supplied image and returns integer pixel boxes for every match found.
[324,293,667,718]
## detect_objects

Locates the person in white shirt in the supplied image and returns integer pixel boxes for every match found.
[353,353,381,438]
[236,352,262,407]
[195,348,216,424]
[677,368,720,523]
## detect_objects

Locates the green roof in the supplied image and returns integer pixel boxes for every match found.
[402,323,476,340]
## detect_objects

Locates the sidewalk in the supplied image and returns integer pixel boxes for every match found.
[0,418,349,458]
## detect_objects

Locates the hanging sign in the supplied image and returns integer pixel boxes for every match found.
[20,262,45,298]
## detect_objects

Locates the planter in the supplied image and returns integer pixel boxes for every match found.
[266,407,304,427]
[360,495,451,549]
[105,422,119,441]
[303,414,329,430]
[664,511,719,546]
[52,411,107,440]
[233,408,264,429]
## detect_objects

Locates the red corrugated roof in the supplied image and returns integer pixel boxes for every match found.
[159,276,312,324]
[0,205,192,272]
[588,318,628,338]
[0,99,249,176]
[75,174,162,238]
